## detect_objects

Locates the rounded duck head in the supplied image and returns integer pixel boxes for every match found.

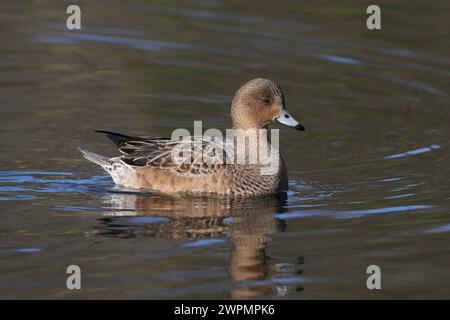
[231,78,305,131]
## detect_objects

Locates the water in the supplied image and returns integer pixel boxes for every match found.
[1,0,450,299]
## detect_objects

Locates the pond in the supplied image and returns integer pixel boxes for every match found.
[0,0,449,299]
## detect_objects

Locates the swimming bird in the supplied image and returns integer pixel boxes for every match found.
[80,78,305,196]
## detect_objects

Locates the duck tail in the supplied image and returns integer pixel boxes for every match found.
[79,147,112,168]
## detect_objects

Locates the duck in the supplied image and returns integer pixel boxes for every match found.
[80,78,305,196]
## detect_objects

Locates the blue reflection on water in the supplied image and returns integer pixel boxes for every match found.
[0,195,43,201]
[15,248,43,253]
[277,204,433,220]
[182,239,226,248]
[127,217,170,225]
[37,33,189,52]
[317,54,362,65]
[385,144,441,159]
[424,224,450,234]
[0,171,111,201]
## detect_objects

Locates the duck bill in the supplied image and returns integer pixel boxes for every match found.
[276,110,305,131]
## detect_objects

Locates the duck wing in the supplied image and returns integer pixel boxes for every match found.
[96,131,232,176]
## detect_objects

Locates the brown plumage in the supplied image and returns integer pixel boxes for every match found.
[80,78,305,196]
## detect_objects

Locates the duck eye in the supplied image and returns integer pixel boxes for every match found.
[263,97,271,105]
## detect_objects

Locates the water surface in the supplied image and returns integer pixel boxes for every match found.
[1,0,450,299]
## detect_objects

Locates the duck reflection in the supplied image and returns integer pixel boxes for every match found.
[95,191,304,298]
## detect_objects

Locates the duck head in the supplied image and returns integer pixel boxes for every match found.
[231,78,305,131]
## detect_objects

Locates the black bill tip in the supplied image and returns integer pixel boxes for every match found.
[294,123,305,131]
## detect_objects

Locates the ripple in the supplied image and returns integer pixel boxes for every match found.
[0,195,43,201]
[423,224,450,234]
[277,204,433,220]
[0,171,111,201]
[124,3,320,31]
[317,54,362,65]
[384,193,415,199]
[37,33,189,52]
[15,248,43,253]
[385,145,441,159]
[182,238,227,248]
